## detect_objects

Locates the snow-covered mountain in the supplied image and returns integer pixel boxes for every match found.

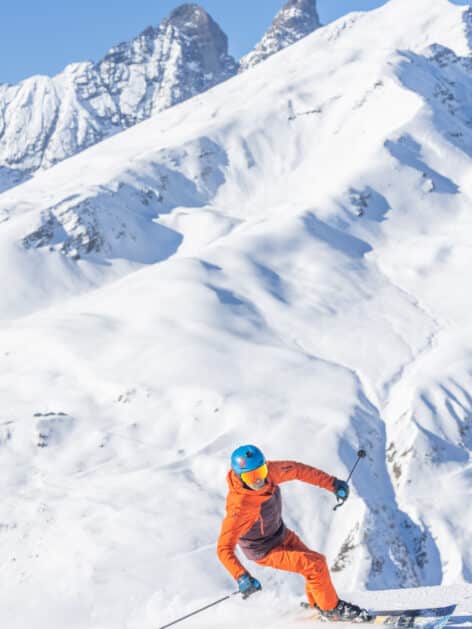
[0,1,322,196]
[1,1,472,628]
[240,0,321,71]
[0,4,237,193]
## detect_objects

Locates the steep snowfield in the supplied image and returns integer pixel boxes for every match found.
[0,1,471,628]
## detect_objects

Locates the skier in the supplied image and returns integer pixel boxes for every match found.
[217,445,371,622]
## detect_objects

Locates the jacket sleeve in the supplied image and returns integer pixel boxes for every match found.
[217,501,258,581]
[269,460,336,491]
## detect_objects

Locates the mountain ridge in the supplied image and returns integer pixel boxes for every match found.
[0,1,322,195]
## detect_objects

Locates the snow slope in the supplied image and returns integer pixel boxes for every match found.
[162,585,470,629]
[0,0,471,628]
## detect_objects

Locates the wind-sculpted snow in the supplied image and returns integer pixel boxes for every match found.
[385,135,460,194]
[0,135,229,317]
[21,188,183,263]
[1,1,472,627]
[397,45,472,159]
[19,138,227,263]
[0,166,25,193]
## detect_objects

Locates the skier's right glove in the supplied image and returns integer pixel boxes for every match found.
[237,572,262,599]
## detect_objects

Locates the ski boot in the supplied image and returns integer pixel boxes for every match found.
[319,599,373,623]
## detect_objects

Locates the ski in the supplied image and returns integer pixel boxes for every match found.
[371,605,456,618]
[300,603,456,628]
[373,604,456,629]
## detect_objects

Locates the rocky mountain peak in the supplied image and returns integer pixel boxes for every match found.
[240,0,321,71]
[0,3,237,194]
[165,3,228,52]
[162,3,234,76]
[167,3,214,28]
[0,1,322,194]
[274,0,320,31]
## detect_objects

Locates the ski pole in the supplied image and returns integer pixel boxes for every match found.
[333,448,366,511]
[159,591,239,629]
[346,448,366,483]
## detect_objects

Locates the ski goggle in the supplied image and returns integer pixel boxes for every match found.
[241,463,268,486]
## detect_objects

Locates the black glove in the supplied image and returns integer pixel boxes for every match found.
[237,572,262,599]
[333,479,350,502]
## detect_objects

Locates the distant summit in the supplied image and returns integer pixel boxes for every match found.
[0,1,322,194]
[163,3,237,81]
[95,3,236,119]
[0,4,237,193]
[240,0,321,72]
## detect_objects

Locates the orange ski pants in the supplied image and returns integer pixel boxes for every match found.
[255,529,339,610]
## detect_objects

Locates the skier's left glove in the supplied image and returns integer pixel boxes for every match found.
[333,479,350,502]
[237,572,262,599]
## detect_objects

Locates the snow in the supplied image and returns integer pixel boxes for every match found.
[0,0,471,628]
[158,585,471,628]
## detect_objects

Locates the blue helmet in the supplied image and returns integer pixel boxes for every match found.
[231,445,265,475]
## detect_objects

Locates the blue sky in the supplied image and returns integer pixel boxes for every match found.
[1,0,469,84]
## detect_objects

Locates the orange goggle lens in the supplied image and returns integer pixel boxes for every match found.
[241,463,268,485]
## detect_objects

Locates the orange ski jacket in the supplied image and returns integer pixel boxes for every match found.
[217,460,336,580]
